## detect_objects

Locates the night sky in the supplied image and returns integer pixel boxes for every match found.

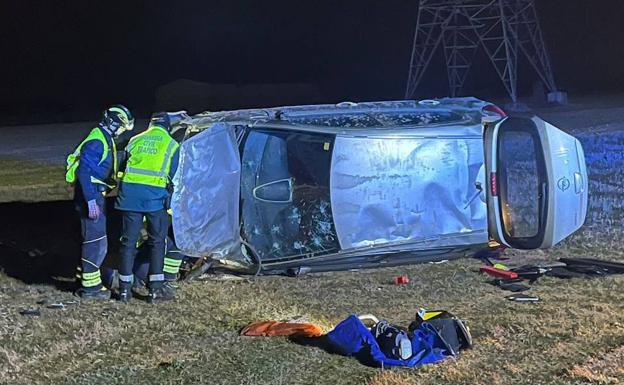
[1,0,623,123]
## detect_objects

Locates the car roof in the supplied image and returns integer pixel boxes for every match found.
[186,97,499,134]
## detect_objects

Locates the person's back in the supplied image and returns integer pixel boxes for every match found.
[116,119,179,211]
[116,112,180,303]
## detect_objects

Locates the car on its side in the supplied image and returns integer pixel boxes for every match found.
[170,97,588,274]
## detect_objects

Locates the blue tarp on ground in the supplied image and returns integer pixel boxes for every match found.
[326,315,449,367]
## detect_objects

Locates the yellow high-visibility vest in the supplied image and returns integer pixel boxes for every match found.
[121,125,179,188]
[65,127,117,188]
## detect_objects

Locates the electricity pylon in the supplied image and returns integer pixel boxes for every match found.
[405,0,564,103]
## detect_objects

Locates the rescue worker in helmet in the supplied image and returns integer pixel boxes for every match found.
[115,111,184,303]
[66,104,134,300]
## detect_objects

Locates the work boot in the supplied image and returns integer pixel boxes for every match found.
[147,282,176,304]
[118,287,132,303]
[76,287,111,301]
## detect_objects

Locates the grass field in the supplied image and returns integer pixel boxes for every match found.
[1,98,623,384]
[1,240,623,385]
[0,159,69,203]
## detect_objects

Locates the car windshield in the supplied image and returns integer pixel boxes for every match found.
[240,129,340,261]
[498,127,547,243]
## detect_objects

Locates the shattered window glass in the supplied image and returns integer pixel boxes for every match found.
[288,114,381,128]
[240,129,339,261]
[372,111,465,126]
[287,110,465,128]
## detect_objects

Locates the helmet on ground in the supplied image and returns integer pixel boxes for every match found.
[103,104,134,135]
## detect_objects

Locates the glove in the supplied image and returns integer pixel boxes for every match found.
[87,199,101,220]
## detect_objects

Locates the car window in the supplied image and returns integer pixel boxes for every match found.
[240,129,340,261]
[498,129,545,240]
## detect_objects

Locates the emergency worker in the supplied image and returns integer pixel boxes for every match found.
[66,105,134,299]
[116,112,181,303]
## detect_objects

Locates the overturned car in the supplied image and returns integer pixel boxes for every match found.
[171,97,588,275]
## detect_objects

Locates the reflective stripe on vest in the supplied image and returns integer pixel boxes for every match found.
[121,126,179,188]
[65,127,117,187]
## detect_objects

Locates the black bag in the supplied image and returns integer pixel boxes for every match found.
[408,310,472,357]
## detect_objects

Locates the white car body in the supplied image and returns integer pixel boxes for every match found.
[171,97,588,274]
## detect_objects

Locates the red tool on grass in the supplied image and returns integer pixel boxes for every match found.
[394,275,409,285]
[479,266,518,279]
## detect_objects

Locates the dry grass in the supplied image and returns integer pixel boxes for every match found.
[1,237,624,385]
[568,345,624,384]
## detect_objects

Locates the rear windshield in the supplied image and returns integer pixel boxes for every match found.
[497,119,547,247]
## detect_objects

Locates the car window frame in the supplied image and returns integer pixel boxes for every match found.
[238,126,341,262]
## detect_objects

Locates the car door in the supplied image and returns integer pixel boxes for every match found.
[171,122,242,259]
[239,128,340,263]
[485,116,588,249]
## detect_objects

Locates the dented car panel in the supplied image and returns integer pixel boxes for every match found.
[172,97,588,274]
[330,132,487,250]
[171,122,242,259]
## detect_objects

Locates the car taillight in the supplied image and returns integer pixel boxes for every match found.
[490,172,498,196]
[482,104,508,118]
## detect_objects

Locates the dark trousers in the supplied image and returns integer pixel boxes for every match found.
[100,235,183,288]
[138,236,182,282]
[119,209,169,290]
[78,199,108,292]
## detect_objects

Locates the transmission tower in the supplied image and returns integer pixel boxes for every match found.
[405,0,564,103]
